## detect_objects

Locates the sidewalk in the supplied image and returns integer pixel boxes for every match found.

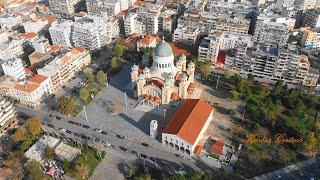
[250,158,316,180]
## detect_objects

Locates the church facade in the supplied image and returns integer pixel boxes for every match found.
[130,40,196,105]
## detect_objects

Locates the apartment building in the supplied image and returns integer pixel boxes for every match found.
[124,12,143,36]
[214,16,250,35]
[0,13,23,31]
[49,21,73,47]
[137,3,163,35]
[1,58,26,81]
[32,37,51,54]
[303,9,320,30]
[254,17,293,45]
[23,17,53,33]
[0,39,24,60]
[302,0,317,10]
[224,44,319,86]
[48,0,81,17]
[13,74,53,108]
[173,26,200,46]
[158,9,178,33]
[72,15,108,50]
[104,15,120,41]
[37,46,91,91]
[299,27,320,49]
[198,32,252,62]
[86,0,121,16]
[0,95,17,136]
[137,35,158,51]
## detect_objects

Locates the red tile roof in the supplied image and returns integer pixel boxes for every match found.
[216,51,226,65]
[163,99,213,145]
[170,43,191,56]
[210,141,224,156]
[28,74,47,84]
[21,32,37,39]
[193,145,203,155]
[139,35,155,45]
[14,83,39,93]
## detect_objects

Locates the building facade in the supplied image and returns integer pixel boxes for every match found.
[0,96,17,137]
[130,41,195,105]
[49,21,73,47]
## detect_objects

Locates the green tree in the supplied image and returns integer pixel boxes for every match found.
[13,126,26,142]
[303,132,317,155]
[26,160,48,180]
[57,96,75,116]
[230,89,240,101]
[44,146,55,161]
[86,71,95,83]
[186,171,202,180]
[170,173,186,180]
[75,164,89,180]
[203,171,213,180]
[96,70,106,85]
[134,173,151,180]
[79,88,90,102]
[114,44,124,58]
[199,62,211,80]
[224,71,232,79]
[111,57,119,70]
[25,116,42,137]
[20,136,33,151]
[126,165,135,178]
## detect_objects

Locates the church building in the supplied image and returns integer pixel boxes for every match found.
[130,40,196,105]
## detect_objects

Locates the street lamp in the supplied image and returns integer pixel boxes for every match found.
[124,92,127,108]
[83,106,88,121]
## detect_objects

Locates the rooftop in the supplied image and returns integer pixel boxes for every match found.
[163,99,213,145]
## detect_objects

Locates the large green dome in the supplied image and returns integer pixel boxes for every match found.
[154,41,173,57]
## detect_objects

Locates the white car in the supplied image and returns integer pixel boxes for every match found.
[59,128,66,133]
[94,128,102,133]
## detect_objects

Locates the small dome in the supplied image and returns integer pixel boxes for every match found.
[138,73,144,80]
[164,78,170,84]
[131,64,138,71]
[154,41,173,57]
[180,73,188,81]
[188,61,195,67]
[180,54,186,60]
[143,66,150,72]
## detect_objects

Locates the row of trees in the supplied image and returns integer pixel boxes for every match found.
[79,70,106,103]
[229,75,319,155]
[13,117,42,151]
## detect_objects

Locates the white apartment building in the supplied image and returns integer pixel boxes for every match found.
[86,0,121,16]
[124,12,143,36]
[302,0,316,10]
[173,26,200,46]
[103,15,120,42]
[0,31,9,43]
[14,74,53,108]
[224,44,319,86]
[1,58,26,81]
[162,99,213,155]
[254,17,293,45]
[49,0,81,17]
[49,21,73,47]
[303,9,320,30]
[214,16,250,35]
[23,18,49,33]
[0,13,23,31]
[0,95,17,136]
[158,9,178,33]
[137,3,163,35]
[0,39,24,60]
[37,46,91,91]
[32,37,51,54]
[72,16,108,50]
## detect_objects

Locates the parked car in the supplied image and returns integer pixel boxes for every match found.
[74,132,81,137]
[119,146,128,152]
[95,138,101,142]
[18,112,30,119]
[82,125,90,129]
[140,154,148,158]
[55,116,62,120]
[131,151,139,155]
[94,128,102,133]
[141,143,149,147]
[101,131,108,135]
[68,120,76,125]
[66,130,72,134]
[59,128,66,133]
[47,123,54,128]
[116,134,125,139]
[149,157,156,162]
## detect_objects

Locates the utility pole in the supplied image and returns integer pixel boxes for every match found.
[124,92,127,108]
[216,75,220,90]
[83,106,88,121]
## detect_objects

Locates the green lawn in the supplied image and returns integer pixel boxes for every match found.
[76,146,106,176]
[71,105,83,117]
